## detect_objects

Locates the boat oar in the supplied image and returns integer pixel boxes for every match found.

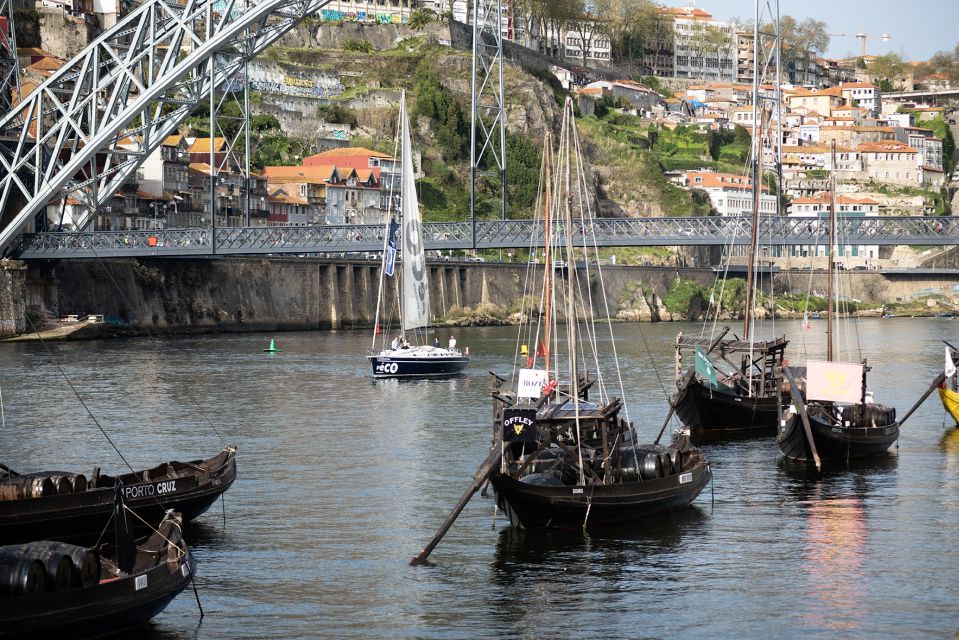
[656,367,695,444]
[782,366,821,471]
[410,449,499,566]
[896,371,947,428]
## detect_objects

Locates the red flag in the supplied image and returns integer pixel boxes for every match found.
[527,356,534,367]
[535,340,547,357]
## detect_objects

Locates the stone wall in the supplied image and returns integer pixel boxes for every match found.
[37,8,94,61]
[6,259,959,338]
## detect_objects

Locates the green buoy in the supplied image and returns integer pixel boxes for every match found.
[263,338,281,353]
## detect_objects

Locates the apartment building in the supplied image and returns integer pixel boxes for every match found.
[665,7,736,82]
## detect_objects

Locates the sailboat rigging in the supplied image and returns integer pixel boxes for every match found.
[410,99,710,563]
[671,0,787,435]
[368,92,469,378]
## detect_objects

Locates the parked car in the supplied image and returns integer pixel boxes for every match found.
[852,265,868,271]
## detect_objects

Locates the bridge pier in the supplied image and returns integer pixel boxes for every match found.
[0,259,27,337]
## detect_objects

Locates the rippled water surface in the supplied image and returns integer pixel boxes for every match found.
[1,319,957,639]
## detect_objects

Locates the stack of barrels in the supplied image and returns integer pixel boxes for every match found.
[0,541,101,597]
[0,473,88,500]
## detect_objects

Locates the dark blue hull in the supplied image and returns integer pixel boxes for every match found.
[368,354,469,378]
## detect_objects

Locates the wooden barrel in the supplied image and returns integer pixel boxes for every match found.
[668,448,683,475]
[48,475,73,495]
[10,542,100,588]
[641,453,662,480]
[0,551,46,596]
[0,476,56,500]
[69,473,88,493]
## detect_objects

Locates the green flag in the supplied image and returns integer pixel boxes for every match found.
[695,345,720,388]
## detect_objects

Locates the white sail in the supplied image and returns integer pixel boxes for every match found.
[399,92,430,332]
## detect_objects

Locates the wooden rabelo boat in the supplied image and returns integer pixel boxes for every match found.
[0,446,236,544]
[410,99,709,564]
[672,330,787,434]
[941,344,959,425]
[776,146,943,468]
[670,40,788,435]
[0,488,194,639]
[489,375,711,530]
[368,91,468,378]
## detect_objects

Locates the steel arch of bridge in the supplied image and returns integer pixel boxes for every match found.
[10,215,958,259]
[0,0,335,257]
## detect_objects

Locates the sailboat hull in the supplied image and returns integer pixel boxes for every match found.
[491,461,710,530]
[674,376,780,434]
[778,407,899,463]
[0,447,236,544]
[940,386,959,425]
[368,352,469,378]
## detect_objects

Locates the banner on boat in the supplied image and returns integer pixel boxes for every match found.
[517,368,549,399]
[123,476,197,501]
[695,346,721,389]
[502,408,537,442]
[385,218,399,277]
[806,360,864,404]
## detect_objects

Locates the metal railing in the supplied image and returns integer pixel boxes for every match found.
[11,215,958,259]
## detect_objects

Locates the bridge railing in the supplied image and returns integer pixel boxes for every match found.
[9,215,958,259]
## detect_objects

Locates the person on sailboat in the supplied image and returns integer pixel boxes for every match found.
[391,336,399,350]
[448,336,457,352]
[434,337,440,348]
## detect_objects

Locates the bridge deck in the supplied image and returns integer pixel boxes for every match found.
[9,216,957,259]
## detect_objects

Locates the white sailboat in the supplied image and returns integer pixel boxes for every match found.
[368,92,469,378]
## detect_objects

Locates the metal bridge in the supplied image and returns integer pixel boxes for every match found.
[0,0,337,257]
[10,215,958,259]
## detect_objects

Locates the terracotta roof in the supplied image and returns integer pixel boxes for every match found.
[189,162,230,175]
[25,56,63,72]
[792,193,880,205]
[304,147,392,161]
[16,47,50,57]
[188,137,226,154]
[264,164,338,183]
[578,87,603,95]
[136,190,157,200]
[852,126,895,133]
[686,171,769,192]
[839,82,877,89]
[858,141,917,153]
[664,6,713,18]
[163,135,183,146]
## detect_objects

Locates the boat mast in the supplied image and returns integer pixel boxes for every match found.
[542,132,553,379]
[743,0,762,345]
[827,140,837,363]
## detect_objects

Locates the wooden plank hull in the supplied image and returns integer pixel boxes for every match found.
[778,410,899,463]
[940,386,959,425]
[491,461,710,530]
[673,376,779,434]
[0,513,193,639]
[0,447,236,544]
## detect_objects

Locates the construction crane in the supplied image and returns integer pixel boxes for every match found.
[829,31,891,58]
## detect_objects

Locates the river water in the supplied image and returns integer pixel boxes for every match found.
[1,318,957,639]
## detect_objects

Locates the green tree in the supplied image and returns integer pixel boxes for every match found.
[407,8,433,30]
[869,52,908,83]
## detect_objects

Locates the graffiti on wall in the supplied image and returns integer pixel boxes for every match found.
[319,9,406,23]
[229,69,346,99]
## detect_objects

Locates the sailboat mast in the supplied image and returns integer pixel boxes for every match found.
[743,0,761,343]
[542,132,553,379]
[827,140,837,362]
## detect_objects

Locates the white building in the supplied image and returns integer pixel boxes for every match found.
[787,193,881,263]
[839,82,881,115]
[665,6,736,82]
[684,171,777,217]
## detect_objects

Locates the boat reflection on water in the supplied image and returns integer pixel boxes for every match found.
[491,506,707,581]
[802,494,867,634]
[940,425,959,456]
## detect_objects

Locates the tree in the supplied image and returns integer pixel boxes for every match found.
[869,52,907,82]
[568,0,606,68]
[687,20,731,80]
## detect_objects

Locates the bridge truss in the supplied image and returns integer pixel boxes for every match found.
[11,215,958,259]
[0,0,334,256]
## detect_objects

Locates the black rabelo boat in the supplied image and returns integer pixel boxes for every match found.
[367,91,468,378]
[409,98,710,566]
[0,486,194,639]
[488,99,709,530]
[0,446,236,544]
[671,16,788,435]
[777,144,899,468]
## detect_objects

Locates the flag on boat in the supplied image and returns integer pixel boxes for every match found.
[695,345,720,388]
[502,407,537,442]
[947,346,957,377]
[535,340,547,358]
[384,218,399,277]
[517,368,549,399]
[806,360,864,404]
